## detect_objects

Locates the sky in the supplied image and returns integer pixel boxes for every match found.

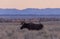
[0,0,60,10]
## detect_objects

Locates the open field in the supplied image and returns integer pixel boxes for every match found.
[0,21,60,39]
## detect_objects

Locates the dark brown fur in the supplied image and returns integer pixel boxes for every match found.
[20,22,44,30]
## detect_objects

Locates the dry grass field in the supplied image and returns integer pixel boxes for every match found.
[0,21,60,39]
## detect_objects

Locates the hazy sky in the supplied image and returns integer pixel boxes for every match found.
[0,0,60,10]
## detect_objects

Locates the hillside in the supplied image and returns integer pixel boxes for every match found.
[0,8,60,15]
[0,8,60,22]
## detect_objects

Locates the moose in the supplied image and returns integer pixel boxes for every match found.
[20,21,44,30]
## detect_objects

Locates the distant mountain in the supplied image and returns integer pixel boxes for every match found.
[0,8,60,19]
[0,8,60,15]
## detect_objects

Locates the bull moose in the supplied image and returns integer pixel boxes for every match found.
[20,22,44,30]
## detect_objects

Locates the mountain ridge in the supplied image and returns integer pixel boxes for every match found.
[0,8,60,15]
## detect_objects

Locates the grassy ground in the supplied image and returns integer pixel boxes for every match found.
[0,21,60,39]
